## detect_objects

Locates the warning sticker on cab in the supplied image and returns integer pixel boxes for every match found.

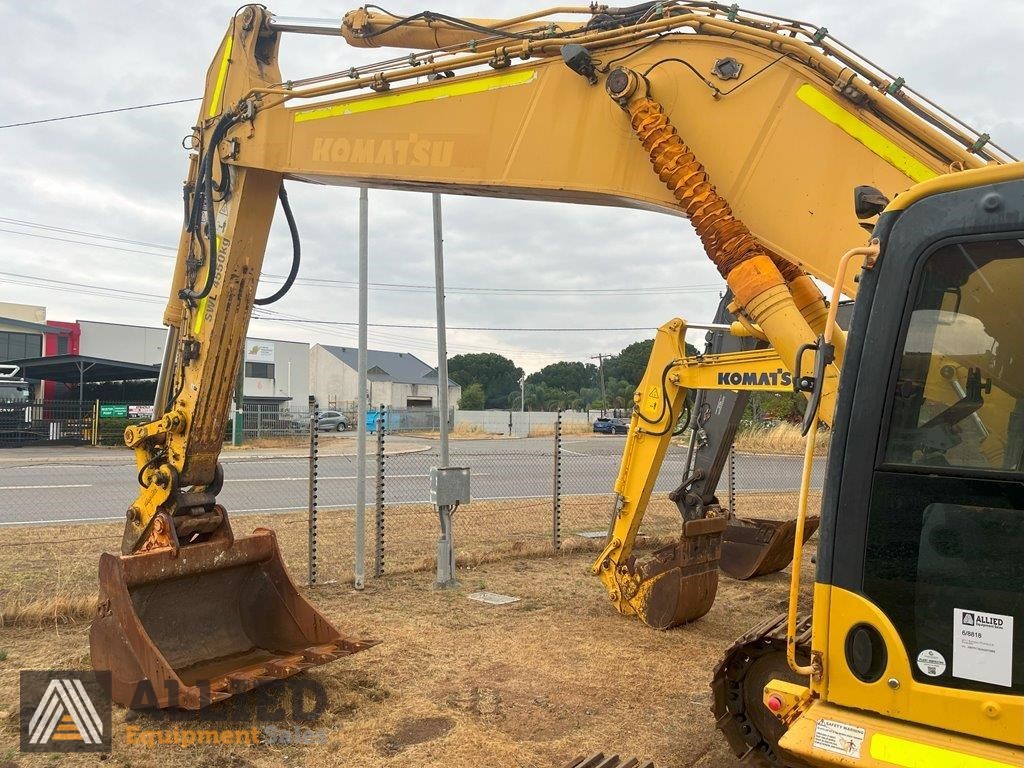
[813,719,865,759]
[953,608,1014,687]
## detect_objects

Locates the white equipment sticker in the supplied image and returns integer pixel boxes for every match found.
[953,608,1014,687]
[916,649,947,677]
[812,719,864,759]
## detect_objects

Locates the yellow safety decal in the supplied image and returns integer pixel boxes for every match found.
[870,733,1017,768]
[796,84,939,184]
[208,35,233,118]
[192,297,208,335]
[293,69,536,123]
[191,235,221,334]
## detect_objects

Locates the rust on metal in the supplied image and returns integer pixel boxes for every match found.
[721,516,821,580]
[711,612,812,766]
[563,754,655,768]
[90,525,377,709]
[617,517,727,629]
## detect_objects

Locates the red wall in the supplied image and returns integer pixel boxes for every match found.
[43,320,81,401]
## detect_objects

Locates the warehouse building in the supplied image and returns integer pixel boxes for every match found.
[0,302,309,408]
[310,345,461,411]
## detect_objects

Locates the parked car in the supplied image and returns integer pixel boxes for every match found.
[593,416,628,435]
[318,411,349,431]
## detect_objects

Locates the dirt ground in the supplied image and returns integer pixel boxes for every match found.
[0,544,814,768]
[0,487,816,767]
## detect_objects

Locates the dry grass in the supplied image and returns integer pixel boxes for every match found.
[0,540,813,768]
[0,489,814,766]
[527,422,592,437]
[242,436,310,449]
[731,423,830,455]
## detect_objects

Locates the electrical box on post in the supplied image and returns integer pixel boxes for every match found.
[430,466,471,506]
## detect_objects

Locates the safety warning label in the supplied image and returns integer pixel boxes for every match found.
[812,719,864,759]
[953,608,1014,687]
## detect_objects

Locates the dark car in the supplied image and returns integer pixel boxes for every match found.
[593,417,628,435]
[317,410,349,431]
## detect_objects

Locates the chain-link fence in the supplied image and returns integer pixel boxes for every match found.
[1,405,828,618]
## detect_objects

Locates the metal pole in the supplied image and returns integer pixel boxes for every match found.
[434,194,450,467]
[374,404,386,578]
[307,396,319,585]
[232,347,245,446]
[552,409,562,550]
[433,192,456,588]
[354,187,369,591]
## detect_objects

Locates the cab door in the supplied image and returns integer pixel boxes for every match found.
[817,172,1024,745]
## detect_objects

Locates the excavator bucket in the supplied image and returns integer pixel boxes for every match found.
[720,516,821,580]
[90,527,377,709]
[614,517,727,629]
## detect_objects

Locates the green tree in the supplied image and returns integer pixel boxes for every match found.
[603,338,699,389]
[458,382,486,410]
[526,361,596,393]
[447,353,523,409]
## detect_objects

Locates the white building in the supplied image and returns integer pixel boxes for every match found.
[310,345,461,410]
[78,320,309,407]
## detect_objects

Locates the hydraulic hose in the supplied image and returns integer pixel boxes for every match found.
[254,185,300,306]
[180,112,239,302]
[623,93,804,282]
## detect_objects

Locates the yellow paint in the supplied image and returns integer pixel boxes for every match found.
[208,36,234,118]
[293,69,537,123]
[796,84,938,183]
[193,296,208,334]
[191,235,221,334]
[886,161,1024,211]
[870,734,1018,768]
[822,586,1023,746]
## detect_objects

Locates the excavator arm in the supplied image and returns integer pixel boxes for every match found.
[590,320,798,627]
[92,3,1015,707]
[126,2,1004,536]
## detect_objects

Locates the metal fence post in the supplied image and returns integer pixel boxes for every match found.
[92,399,100,446]
[373,404,386,578]
[552,409,562,550]
[307,396,319,585]
[727,444,736,513]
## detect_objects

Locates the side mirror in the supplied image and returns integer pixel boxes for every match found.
[854,185,890,219]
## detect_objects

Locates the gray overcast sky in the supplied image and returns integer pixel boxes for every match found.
[3,2,1022,372]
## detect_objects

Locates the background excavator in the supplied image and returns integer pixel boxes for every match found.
[89,3,1023,766]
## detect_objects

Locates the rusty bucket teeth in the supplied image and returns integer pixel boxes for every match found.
[624,517,727,630]
[720,516,821,581]
[90,528,376,710]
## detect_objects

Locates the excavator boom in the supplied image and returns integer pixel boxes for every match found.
[87,18,1022,768]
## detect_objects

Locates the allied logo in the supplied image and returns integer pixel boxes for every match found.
[20,671,111,753]
[962,612,975,625]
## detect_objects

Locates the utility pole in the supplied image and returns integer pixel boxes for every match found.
[590,353,613,413]
[354,187,368,591]
[432,193,457,589]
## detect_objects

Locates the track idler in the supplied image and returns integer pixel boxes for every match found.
[711,613,812,767]
[721,516,821,580]
[599,517,726,629]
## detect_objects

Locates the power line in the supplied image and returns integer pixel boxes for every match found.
[0,270,655,335]
[0,98,201,129]
[0,222,723,296]
[255,316,656,332]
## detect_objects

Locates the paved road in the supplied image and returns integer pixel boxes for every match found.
[0,435,824,526]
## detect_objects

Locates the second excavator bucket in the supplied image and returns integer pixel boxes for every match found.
[719,516,821,580]
[619,517,727,629]
[90,527,377,709]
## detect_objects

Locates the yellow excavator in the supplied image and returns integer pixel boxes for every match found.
[90,3,1023,765]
